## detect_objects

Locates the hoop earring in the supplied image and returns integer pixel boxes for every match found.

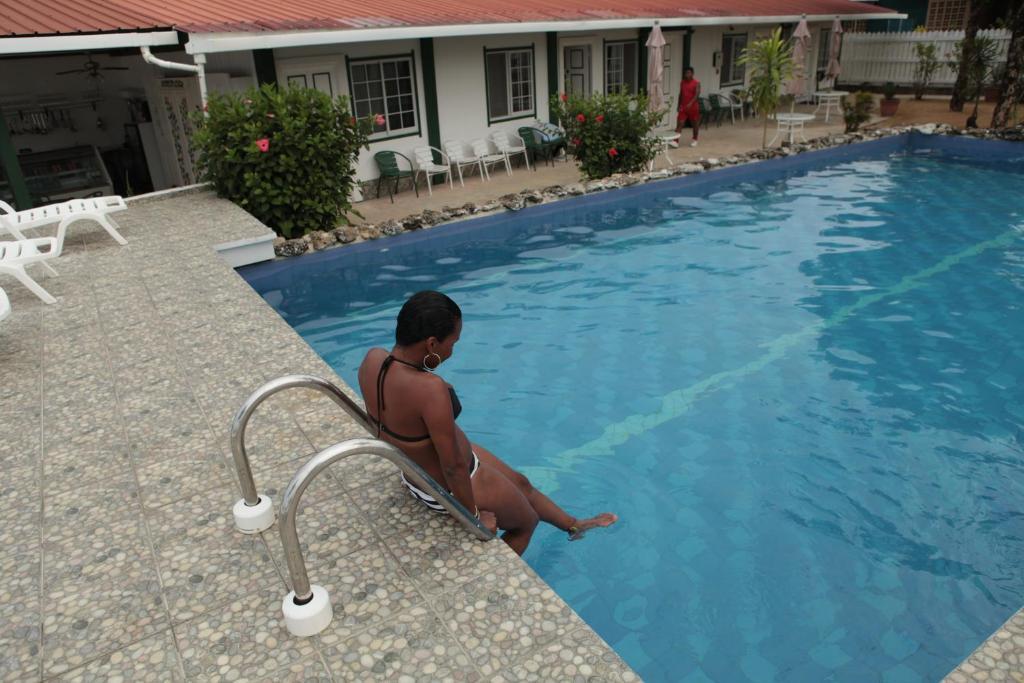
[423,352,442,372]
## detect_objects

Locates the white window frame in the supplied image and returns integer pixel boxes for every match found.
[484,46,536,124]
[720,33,748,88]
[605,40,640,95]
[347,53,420,141]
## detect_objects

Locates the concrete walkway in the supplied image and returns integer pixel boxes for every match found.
[0,192,636,681]
[356,105,848,225]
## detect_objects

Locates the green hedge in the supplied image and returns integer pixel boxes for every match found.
[192,84,372,238]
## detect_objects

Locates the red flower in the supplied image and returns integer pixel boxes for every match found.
[374,113,386,126]
[608,147,618,157]
[576,113,586,123]
[596,114,605,123]
[572,137,581,146]
[349,116,356,126]
[202,103,208,112]
[560,93,568,102]
[255,138,270,153]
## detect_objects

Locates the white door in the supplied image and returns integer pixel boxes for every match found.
[564,46,591,96]
[153,77,202,186]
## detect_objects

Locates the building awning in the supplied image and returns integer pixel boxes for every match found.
[1,0,903,55]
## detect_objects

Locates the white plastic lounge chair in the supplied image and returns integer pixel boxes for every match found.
[0,228,64,304]
[0,196,128,246]
[442,140,485,187]
[470,139,512,180]
[412,147,454,196]
[0,287,9,322]
[489,130,531,172]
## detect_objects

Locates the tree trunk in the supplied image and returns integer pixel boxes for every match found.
[762,115,769,148]
[951,0,993,111]
[992,0,1024,128]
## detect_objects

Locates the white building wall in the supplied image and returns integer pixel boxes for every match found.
[274,40,429,182]
[433,33,549,151]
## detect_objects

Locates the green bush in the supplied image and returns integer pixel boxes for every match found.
[842,91,874,132]
[192,84,372,238]
[912,43,940,100]
[549,92,662,179]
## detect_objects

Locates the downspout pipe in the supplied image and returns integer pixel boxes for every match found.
[140,46,209,111]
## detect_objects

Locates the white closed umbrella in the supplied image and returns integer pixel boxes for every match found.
[646,22,667,115]
[826,17,844,88]
[787,16,812,111]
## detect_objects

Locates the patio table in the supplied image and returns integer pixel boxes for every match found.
[813,90,848,123]
[769,113,815,146]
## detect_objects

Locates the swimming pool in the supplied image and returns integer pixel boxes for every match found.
[241,133,1024,682]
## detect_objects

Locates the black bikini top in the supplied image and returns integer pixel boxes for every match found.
[372,354,462,442]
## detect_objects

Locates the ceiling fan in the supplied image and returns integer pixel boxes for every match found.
[56,56,129,81]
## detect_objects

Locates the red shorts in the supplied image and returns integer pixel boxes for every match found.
[677,107,700,124]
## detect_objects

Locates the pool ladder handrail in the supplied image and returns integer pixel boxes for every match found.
[228,374,495,637]
[278,437,496,635]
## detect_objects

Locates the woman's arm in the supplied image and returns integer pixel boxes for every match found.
[420,379,477,514]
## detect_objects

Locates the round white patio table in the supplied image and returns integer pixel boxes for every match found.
[813,90,848,123]
[769,112,815,147]
[649,131,681,171]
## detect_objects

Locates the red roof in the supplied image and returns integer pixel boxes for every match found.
[2,0,896,37]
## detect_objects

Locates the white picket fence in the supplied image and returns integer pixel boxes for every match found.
[838,29,1010,87]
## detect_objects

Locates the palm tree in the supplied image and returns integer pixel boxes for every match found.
[738,28,795,148]
[951,0,1002,111]
[992,0,1024,128]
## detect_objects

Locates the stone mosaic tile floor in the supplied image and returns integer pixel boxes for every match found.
[0,190,637,681]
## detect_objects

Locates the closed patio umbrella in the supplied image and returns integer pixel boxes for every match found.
[825,17,844,88]
[646,22,667,115]
[787,16,812,111]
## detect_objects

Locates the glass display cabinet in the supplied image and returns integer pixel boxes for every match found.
[0,145,113,206]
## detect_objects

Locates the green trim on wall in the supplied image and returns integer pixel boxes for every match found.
[638,29,650,95]
[683,28,693,70]
[0,112,30,210]
[547,32,558,123]
[419,38,442,161]
[252,49,277,86]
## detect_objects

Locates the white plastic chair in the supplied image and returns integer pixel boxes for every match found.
[0,196,128,245]
[0,287,9,322]
[442,140,485,187]
[489,130,531,172]
[471,139,511,180]
[0,227,65,304]
[412,147,454,197]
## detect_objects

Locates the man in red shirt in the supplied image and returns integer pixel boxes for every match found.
[675,67,701,147]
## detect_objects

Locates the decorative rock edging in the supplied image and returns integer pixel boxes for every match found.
[273,122,1024,259]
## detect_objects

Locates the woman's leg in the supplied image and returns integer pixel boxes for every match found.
[471,464,539,555]
[473,444,617,536]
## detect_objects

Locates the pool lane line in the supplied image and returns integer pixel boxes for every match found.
[532,226,1022,493]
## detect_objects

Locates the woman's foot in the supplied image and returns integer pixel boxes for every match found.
[568,513,618,541]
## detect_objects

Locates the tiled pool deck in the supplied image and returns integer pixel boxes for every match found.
[2,150,1022,680]
[0,191,637,681]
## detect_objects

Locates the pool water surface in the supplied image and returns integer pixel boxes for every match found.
[241,135,1024,681]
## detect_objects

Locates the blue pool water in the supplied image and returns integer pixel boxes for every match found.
[241,134,1024,681]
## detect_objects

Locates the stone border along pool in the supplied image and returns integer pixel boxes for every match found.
[257,125,1024,681]
[270,122,1024,259]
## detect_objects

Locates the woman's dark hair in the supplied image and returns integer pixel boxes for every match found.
[395,291,462,346]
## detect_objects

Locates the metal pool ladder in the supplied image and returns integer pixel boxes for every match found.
[228,374,495,636]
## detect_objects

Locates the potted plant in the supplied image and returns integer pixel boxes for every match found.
[842,91,875,132]
[879,81,900,116]
[985,64,1005,102]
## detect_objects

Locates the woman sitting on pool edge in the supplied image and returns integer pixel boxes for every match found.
[358,290,617,555]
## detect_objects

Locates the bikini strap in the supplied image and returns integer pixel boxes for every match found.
[375,354,426,439]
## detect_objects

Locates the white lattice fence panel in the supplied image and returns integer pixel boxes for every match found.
[838,29,1010,87]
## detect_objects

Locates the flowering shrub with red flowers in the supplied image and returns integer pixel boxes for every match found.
[193,84,373,238]
[549,92,662,179]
